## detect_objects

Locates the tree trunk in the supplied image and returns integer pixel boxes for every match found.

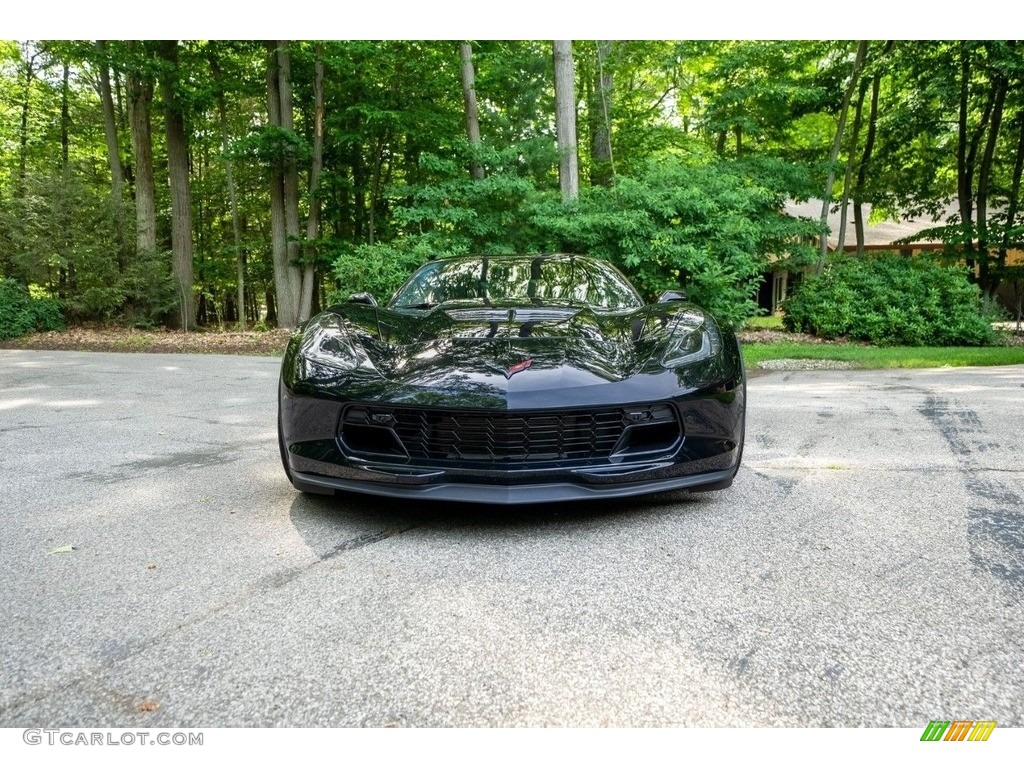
[298,45,325,323]
[1000,113,1024,269]
[591,40,614,187]
[17,48,37,196]
[553,40,579,203]
[958,44,997,275]
[459,42,485,181]
[278,42,302,326]
[957,44,975,268]
[196,141,207,324]
[113,68,134,187]
[96,42,125,211]
[368,133,390,247]
[999,112,1024,333]
[209,49,246,330]
[818,41,868,267]
[352,143,367,243]
[60,61,70,168]
[158,40,195,331]
[267,44,290,325]
[976,72,1007,297]
[266,41,301,329]
[127,45,157,262]
[853,43,891,256]
[58,61,72,297]
[838,57,871,254]
[96,42,128,272]
[265,286,277,327]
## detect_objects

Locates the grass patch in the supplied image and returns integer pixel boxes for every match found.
[743,343,1024,370]
[742,315,784,330]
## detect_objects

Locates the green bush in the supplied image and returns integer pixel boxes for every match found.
[782,255,995,346]
[0,279,64,340]
[335,149,819,326]
[330,241,437,305]
[528,160,818,327]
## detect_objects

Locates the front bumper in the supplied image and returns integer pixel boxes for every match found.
[280,385,744,505]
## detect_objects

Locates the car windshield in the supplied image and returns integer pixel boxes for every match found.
[390,255,643,311]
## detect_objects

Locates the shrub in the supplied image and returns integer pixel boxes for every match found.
[0,279,64,340]
[335,150,819,326]
[528,161,818,327]
[329,241,436,305]
[782,255,995,346]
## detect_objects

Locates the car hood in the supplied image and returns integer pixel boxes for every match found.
[377,305,637,384]
[288,302,715,405]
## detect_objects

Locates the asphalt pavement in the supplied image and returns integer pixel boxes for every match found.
[1,350,1022,727]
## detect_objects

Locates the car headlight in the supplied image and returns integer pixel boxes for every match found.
[661,322,721,368]
[299,312,375,372]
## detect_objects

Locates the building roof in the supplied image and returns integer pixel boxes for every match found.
[784,199,958,250]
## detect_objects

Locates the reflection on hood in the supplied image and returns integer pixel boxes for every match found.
[329,301,709,386]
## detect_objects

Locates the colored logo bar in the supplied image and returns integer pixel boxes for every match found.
[920,720,996,742]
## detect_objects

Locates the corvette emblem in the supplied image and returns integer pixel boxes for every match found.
[505,359,533,378]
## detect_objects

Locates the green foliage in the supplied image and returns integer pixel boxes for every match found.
[782,254,996,346]
[676,41,834,160]
[231,125,311,172]
[531,157,819,325]
[394,147,543,252]
[0,278,63,339]
[329,241,433,304]
[0,170,177,323]
[3,38,1021,334]
[337,149,818,326]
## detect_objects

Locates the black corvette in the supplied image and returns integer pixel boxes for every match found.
[278,253,745,504]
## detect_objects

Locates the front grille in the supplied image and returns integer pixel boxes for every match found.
[340,404,680,465]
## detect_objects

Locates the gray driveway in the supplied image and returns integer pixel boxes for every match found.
[1,351,1022,726]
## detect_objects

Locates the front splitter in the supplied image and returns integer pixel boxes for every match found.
[288,467,735,504]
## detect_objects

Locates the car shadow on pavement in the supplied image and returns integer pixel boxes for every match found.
[287,486,718,560]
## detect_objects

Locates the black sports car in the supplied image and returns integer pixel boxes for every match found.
[278,253,745,504]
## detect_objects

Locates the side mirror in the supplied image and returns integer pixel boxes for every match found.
[658,289,688,303]
[347,292,378,307]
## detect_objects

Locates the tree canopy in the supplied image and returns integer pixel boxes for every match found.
[1,40,1021,331]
